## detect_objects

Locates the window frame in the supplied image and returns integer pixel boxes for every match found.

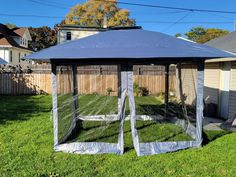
[66,32,72,41]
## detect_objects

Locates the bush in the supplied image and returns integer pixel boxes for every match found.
[133,82,141,96]
[106,87,113,96]
[140,87,149,96]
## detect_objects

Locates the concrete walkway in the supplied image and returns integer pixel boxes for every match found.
[203,117,225,131]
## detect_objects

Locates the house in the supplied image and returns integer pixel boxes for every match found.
[0,23,33,65]
[57,25,107,44]
[179,32,236,119]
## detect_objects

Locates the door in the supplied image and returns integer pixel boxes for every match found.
[220,62,231,119]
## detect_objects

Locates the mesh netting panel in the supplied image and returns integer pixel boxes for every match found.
[56,66,75,143]
[133,65,197,144]
[64,65,120,144]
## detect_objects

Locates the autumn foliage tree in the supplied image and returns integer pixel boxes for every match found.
[28,26,57,51]
[185,27,229,43]
[65,0,135,27]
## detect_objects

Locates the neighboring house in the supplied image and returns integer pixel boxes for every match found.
[57,25,107,44]
[0,23,33,65]
[178,33,236,119]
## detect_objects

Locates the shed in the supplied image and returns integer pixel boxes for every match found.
[24,28,234,156]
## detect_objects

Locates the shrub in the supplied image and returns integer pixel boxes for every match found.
[140,87,149,96]
[133,82,141,96]
[106,87,113,96]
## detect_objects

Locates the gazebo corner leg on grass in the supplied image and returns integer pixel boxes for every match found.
[51,62,58,147]
[177,63,190,125]
[72,65,79,120]
[118,64,122,112]
[196,61,205,146]
[164,64,170,118]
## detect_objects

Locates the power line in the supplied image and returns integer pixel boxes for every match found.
[138,21,233,24]
[27,0,70,9]
[97,0,236,15]
[0,13,64,19]
[199,11,234,20]
[0,13,234,25]
[25,0,236,15]
[0,13,104,20]
[162,11,193,32]
[39,0,70,6]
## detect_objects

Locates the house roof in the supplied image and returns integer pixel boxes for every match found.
[205,31,236,53]
[13,27,27,37]
[0,58,7,65]
[58,25,141,32]
[24,29,235,62]
[0,24,19,37]
[0,23,33,51]
[0,33,19,46]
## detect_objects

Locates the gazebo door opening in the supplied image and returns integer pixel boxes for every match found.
[132,63,204,156]
[53,64,123,154]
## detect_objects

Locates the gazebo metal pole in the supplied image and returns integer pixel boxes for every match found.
[196,61,205,144]
[51,62,58,146]
[177,63,189,124]
[72,65,78,118]
[118,64,121,112]
[164,64,170,118]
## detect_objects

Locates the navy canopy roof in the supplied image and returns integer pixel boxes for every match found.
[24,29,235,62]
[0,58,7,65]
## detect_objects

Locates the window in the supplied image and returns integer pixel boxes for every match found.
[9,51,13,62]
[18,52,21,63]
[66,32,71,40]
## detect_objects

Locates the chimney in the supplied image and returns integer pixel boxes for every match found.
[103,15,108,28]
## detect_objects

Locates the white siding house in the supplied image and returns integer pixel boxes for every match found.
[57,25,106,44]
[178,32,236,119]
[0,24,33,65]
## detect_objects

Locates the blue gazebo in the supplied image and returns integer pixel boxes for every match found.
[24,28,234,156]
[0,58,7,65]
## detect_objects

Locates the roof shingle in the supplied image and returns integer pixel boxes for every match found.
[205,31,236,53]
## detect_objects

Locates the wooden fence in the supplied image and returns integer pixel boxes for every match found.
[0,65,176,95]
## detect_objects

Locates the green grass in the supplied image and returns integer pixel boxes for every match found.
[0,95,235,176]
[72,120,193,144]
[59,94,192,144]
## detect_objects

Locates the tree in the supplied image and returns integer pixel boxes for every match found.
[28,26,57,51]
[175,33,182,38]
[5,23,17,29]
[65,0,135,27]
[185,27,229,43]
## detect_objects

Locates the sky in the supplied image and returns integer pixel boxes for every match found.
[1,0,236,36]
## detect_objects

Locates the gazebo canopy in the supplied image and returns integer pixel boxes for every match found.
[24,29,235,62]
[0,58,7,65]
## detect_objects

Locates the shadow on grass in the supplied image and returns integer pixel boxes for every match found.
[0,95,52,124]
[137,103,196,119]
[202,130,232,146]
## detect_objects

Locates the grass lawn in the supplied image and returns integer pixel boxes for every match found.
[0,95,236,176]
[58,94,192,143]
[71,120,193,144]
